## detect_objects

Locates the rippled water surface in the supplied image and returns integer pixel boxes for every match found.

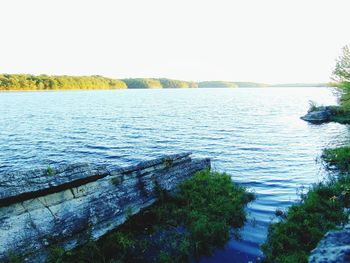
[0,88,349,262]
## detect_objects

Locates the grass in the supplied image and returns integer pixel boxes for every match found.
[41,170,254,263]
[308,100,318,112]
[262,147,350,263]
[322,147,350,173]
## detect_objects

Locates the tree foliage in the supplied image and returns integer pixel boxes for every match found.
[0,74,127,91]
[198,81,238,88]
[159,78,198,88]
[332,45,350,110]
[333,45,350,84]
[122,78,162,89]
[0,74,274,91]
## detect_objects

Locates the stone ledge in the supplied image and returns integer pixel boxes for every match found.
[0,153,210,262]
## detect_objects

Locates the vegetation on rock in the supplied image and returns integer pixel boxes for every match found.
[262,148,350,263]
[322,147,350,173]
[42,170,254,263]
[263,44,350,263]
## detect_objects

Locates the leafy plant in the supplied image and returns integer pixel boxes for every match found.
[46,166,55,176]
[322,147,350,173]
[45,170,254,263]
[308,100,318,112]
[262,146,350,263]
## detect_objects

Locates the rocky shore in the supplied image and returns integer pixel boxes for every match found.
[0,153,210,262]
[301,105,350,124]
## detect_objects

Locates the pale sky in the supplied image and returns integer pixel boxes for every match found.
[1,0,349,84]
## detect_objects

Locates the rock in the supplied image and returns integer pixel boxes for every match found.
[309,224,350,262]
[300,106,336,123]
[0,153,210,262]
[0,163,110,207]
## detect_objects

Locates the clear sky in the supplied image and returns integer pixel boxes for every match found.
[1,0,349,84]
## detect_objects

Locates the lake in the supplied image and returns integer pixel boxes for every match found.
[0,88,349,262]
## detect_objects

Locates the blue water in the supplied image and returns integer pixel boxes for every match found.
[0,88,349,262]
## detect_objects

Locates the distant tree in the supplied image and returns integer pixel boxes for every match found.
[332,45,350,109]
[0,74,127,91]
[122,78,162,89]
[333,45,350,85]
[198,81,238,88]
[159,78,198,88]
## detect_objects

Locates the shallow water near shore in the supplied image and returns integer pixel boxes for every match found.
[0,87,349,262]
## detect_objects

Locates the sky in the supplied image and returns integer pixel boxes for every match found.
[1,0,350,84]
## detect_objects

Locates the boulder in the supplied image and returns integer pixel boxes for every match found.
[309,224,350,262]
[300,106,336,123]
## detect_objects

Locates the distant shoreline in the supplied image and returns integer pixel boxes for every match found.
[0,86,331,93]
[0,74,329,91]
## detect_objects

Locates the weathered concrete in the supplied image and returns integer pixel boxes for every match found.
[309,223,350,263]
[0,153,210,262]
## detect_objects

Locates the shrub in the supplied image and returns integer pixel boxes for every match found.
[45,170,253,262]
[262,182,349,263]
[262,147,350,262]
[175,170,254,257]
[308,100,318,112]
[322,147,350,173]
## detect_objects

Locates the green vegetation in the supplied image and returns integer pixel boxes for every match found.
[306,45,350,124]
[46,166,55,176]
[0,74,327,91]
[262,148,350,263]
[322,147,350,173]
[329,106,350,124]
[0,74,127,91]
[122,78,162,89]
[159,78,198,89]
[308,100,318,112]
[198,81,238,88]
[234,82,269,87]
[123,78,198,89]
[44,170,254,263]
[262,45,350,262]
[331,44,350,121]
[333,45,350,89]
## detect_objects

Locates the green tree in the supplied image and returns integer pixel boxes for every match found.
[333,45,350,85]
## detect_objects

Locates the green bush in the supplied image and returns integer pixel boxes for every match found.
[175,170,254,256]
[262,147,350,263]
[46,170,254,263]
[262,181,349,263]
[322,147,350,173]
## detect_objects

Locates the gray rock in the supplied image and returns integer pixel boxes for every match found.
[0,153,210,262]
[309,224,350,262]
[301,106,337,123]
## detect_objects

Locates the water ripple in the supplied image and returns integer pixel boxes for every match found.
[0,88,349,262]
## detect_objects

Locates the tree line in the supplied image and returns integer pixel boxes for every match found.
[0,74,300,91]
[0,74,128,91]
